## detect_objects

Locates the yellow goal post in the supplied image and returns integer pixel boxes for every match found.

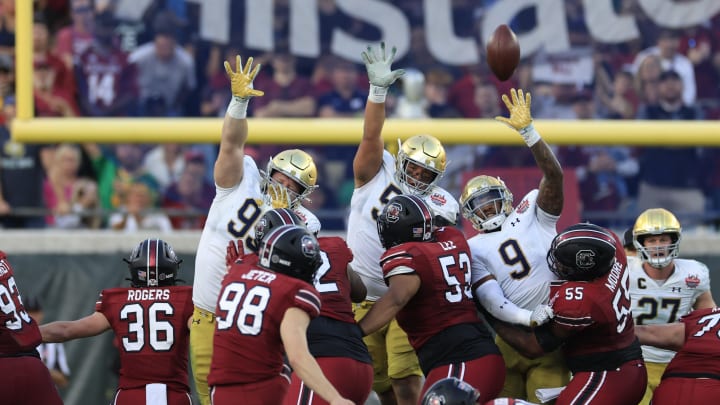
[11,1,720,146]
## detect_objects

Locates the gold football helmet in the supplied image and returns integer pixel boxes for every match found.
[263,149,318,208]
[395,134,447,196]
[459,175,514,231]
[632,208,681,268]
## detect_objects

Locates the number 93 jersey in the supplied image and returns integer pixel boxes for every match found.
[468,190,559,310]
[348,150,459,301]
[193,156,319,313]
[628,257,711,363]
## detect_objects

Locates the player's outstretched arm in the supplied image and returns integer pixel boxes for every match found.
[40,312,111,343]
[474,278,553,327]
[635,323,685,352]
[280,308,354,405]
[354,42,405,187]
[358,273,419,336]
[495,88,563,216]
[214,55,264,189]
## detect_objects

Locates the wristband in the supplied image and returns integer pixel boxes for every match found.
[227,96,249,119]
[519,123,541,147]
[368,84,388,103]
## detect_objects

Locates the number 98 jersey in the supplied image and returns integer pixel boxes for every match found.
[628,257,710,363]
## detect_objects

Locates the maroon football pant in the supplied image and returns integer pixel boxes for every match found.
[283,356,373,405]
[111,387,193,405]
[422,354,506,404]
[651,376,720,405]
[558,359,646,405]
[0,355,63,405]
[211,375,289,405]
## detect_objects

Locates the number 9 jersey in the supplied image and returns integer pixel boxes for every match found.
[468,190,558,310]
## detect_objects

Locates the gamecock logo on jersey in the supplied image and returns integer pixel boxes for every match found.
[685,275,700,288]
[386,202,402,223]
[575,250,596,269]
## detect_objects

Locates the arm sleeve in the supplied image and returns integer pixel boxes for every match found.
[474,278,532,326]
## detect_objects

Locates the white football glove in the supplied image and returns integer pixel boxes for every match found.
[361,42,405,88]
[529,304,554,327]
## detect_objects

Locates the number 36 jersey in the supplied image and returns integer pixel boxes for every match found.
[96,286,194,392]
[468,190,559,310]
[193,156,319,313]
[628,257,711,363]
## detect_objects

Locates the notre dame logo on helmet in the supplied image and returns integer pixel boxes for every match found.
[576,250,596,269]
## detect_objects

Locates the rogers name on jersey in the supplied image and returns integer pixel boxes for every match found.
[127,288,171,301]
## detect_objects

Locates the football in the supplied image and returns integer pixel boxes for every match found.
[486,24,520,81]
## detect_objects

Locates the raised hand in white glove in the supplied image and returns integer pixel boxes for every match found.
[529,304,554,327]
[361,42,405,89]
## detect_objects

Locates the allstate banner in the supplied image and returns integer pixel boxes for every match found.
[114,0,720,65]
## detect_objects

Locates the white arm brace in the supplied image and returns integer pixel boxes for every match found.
[474,279,532,326]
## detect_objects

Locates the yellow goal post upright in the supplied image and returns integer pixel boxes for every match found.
[11,1,720,146]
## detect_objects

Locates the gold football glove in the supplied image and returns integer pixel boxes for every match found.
[224,55,265,99]
[265,183,291,209]
[495,88,533,131]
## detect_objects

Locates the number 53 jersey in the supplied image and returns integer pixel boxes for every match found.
[96,285,194,392]
[628,257,711,363]
[468,190,559,310]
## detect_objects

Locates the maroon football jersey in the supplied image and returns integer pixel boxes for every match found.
[75,45,137,116]
[380,226,480,349]
[664,307,720,377]
[316,236,355,323]
[208,263,321,386]
[96,286,193,392]
[0,252,42,354]
[548,232,637,359]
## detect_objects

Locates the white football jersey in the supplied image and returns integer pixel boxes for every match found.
[629,257,711,363]
[193,156,319,312]
[347,150,459,301]
[468,190,559,310]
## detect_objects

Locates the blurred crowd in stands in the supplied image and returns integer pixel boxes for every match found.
[0,0,719,232]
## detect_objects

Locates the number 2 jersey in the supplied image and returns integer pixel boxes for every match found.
[208,263,322,386]
[628,257,711,363]
[548,232,642,372]
[0,252,42,355]
[309,236,371,364]
[469,189,559,310]
[380,226,497,373]
[348,150,459,301]
[193,156,320,313]
[662,306,720,379]
[95,285,194,392]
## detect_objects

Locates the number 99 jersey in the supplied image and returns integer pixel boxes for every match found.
[193,156,319,313]
[468,190,559,310]
[628,257,710,363]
